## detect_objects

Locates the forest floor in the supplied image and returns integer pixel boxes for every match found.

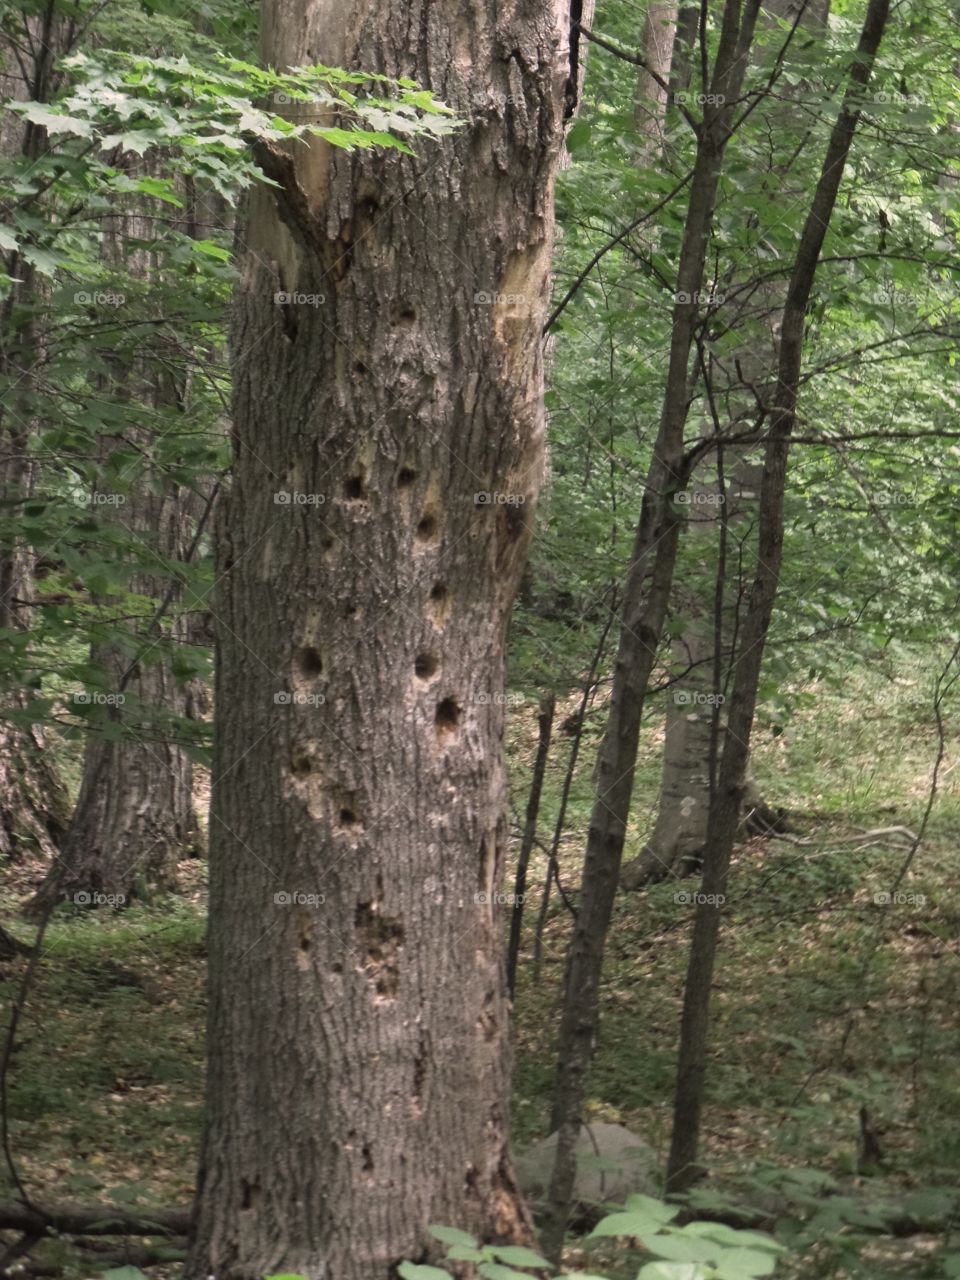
[0,664,957,1279]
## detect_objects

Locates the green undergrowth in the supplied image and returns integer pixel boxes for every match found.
[0,663,956,1278]
[0,898,206,1210]
[509,660,959,1277]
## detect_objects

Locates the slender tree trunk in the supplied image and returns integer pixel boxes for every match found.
[0,377,70,866]
[507,692,555,999]
[621,0,829,892]
[620,454,765,888]
[542,1,763,1260]
[635,2,679,147]
[668,3,700,100]
[187,1,569,1276]
[532,594,616,981]
[0,10,70,865]
[666,0,891,1191]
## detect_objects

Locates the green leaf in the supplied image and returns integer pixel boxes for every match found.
[427,1225,478,1247]
[308,124,410,153]
[21,245,67,276]
[901,1189,957,1220]
[132,176,185,206]
[0,226,19,252]
[623,1196,680,1225]
[100,1269,149,1280]
[590,1210,671,1239]
[679,1224,782,1252]
[99,130,157,155]
[491,1246,552,1269]
[712,1249,778,1278]
[641,1235,716,1265]
[14,101,93,136]
[397,1266,450,1280]
[636,1265,705,1280]
[478,1265,536,1280]
[190,238,232,263]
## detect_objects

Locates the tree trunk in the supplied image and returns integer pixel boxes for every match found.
[28,173,206,912]
[635,2,679,147]
[666,0,891,1191]
[36,473,204,909]
[0,702,69,865]
[620,454,766,888]
[186,2,569,1276]
[621,0,829,892]
[35,607,200,911]
[507,692,555,999]
[532,596,616,981]
[0,11,70,867]
[542,1,764,1260]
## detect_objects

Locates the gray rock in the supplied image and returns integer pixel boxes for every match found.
[515,1122,659,1213]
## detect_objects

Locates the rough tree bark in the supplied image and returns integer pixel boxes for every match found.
[542,0,764,1260]
[0,8,70,865]
[186,0,569,1277]
[28,175,206,912]
[666,0,892,1190]
[33,533,202,909]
